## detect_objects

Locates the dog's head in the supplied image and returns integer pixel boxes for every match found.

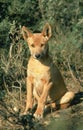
[22,23,52,59]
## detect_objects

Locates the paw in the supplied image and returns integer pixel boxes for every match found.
[34,113,43,119]
[20,111,28,116]
[21,103,33,116]
[20,107,33,116]
[34,108,43,119]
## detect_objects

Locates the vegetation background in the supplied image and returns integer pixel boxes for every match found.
[0,0,83,130]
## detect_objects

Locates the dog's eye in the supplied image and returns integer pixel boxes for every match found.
[41,44,44,47]
[31,44,35,47]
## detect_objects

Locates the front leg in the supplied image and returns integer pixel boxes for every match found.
[34,82,52,118]
[24,76,33,114]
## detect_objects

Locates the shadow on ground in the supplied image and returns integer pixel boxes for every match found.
[0,92,83,130]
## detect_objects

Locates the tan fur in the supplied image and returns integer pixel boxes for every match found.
[22,23,75,118]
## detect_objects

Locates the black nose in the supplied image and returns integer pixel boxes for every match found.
[35,54,41,59]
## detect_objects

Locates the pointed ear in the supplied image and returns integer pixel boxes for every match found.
[42,23,52,39]
[21,26,33,41]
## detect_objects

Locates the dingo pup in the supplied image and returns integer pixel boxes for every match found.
[22,23,74,118]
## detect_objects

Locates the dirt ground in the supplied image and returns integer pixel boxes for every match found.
[0,74,83,130]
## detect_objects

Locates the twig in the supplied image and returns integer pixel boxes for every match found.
[75,62,83,86]
[3,76,11,96]
[9,43,14,59]
[12,80,22,102]
[67,61,77,83]
[67,57,80,86]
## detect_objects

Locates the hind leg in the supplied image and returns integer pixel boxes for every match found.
[45,91,75,110]
[59,91,75,105]
[56,91,75,109]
